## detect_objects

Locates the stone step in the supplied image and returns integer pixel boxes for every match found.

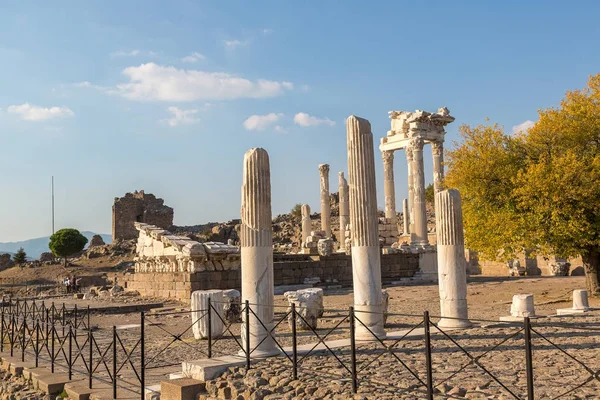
[35,373,83,395]
[161,378,205,400]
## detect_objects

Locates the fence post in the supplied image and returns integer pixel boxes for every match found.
[140,312,145,400]
[62,303,66,337]
[424,311,434,400]
[207,297,212,359]
[20,316,25,362]
[349,306,358,394]
[112,326,117,400]
[1,306,4,353]
[87,305,91,332]
[51,306,55,373]
[89,328,93,389]
[35,319,39,368]
[524,317,534,400]
[10,313,15,357]
[245,300,250,371]
[68,325,73,380]
[74,304,78,341]
[291,303,298,381]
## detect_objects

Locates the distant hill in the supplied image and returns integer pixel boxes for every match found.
[0,232,112,259]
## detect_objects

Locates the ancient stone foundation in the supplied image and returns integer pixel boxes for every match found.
[112,190,174,241]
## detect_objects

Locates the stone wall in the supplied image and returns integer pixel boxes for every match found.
[123,252,420,301]
[112,190,174,241]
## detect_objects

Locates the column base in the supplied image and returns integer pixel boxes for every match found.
[437,318,472,329]
[237,348,281,358]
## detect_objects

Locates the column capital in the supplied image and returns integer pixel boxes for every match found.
[318,164,330,175]
[409,136,424,151]
[405,146,414,161]
[382,150,394,165]
[432,140,444,156]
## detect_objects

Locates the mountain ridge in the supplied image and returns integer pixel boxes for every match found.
[0,231,112,259]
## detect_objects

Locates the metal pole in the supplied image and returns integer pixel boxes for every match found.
[1,307,4,353]
[10,314,15,357]
[62,303,66,337]
[35,319,39,368]
[20,316,25,362]
[88,329,93,389]
[524,317,534,399]
[52,175,55,235]
[68,325,73,380]
[87,305,90,332]
[140,312,145,400]
[245,300,250,371]
[291,303,298,381]
[424,311,434,400]
[207,298,212,359]
[51,306,55,373]
[349,306,358,394]
[112,326,117,399]
[74,304,78,340]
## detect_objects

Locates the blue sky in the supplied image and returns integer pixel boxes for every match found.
[1,1,599,242]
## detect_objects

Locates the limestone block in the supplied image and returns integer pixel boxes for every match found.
[203,241,240,254]
[191,290,226,340]
[284,288,323,330]
[317,238,333,256]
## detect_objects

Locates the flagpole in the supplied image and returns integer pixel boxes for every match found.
[52,176,55,234]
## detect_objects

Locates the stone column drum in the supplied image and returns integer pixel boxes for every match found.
[240,148,278,357]
[405,147,415,242]
[301,204,311,247]
[382,150,396,220]
[410,137,429,246]
[346,115,386,340]
[402,198,409,236]
[318,164,331,238]
[191,290,226,340]
[573,289,591,310]
[338,172,349,251]
[432,141,444,194]
[435,189,471,328]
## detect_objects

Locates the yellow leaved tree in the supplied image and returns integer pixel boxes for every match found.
[446,74,600,294]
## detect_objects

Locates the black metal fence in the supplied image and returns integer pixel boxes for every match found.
[0,296,599,399]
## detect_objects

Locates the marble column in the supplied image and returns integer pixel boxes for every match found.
[240,148,277,356]
[405,146,415,243]
[346,115,386,340]
[382,150,396,220]
[318,164,331,238]
[410,137,429,246]
[432,140,444,194]
[338,172,349,251]
[301,204,311,248]
[436,189,471,328]
[402,198,409,236]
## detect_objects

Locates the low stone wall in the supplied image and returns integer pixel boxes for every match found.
[123,253,420,301]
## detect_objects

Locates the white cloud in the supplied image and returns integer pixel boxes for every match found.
[282,82,294,90]
[243,113,283,131]
[110,50,157,58]
[262,28,273,35]
[7,103,74,121]
[274,125,288,134]
[224,40,247,48]
[181,52,206,63]
[293,112,335,127]
[163,106,200,127]
[512,120,535,134]
[109,63,292,101]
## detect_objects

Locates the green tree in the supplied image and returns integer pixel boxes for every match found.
[291,203,302,220]
[425,184,435,205]
[13,248,27,265]
[49,229,88,268]
[446,74,600,294]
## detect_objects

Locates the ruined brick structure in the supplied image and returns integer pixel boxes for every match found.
[112,190,174,241]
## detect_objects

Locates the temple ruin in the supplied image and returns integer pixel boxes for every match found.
[112,190,174,241]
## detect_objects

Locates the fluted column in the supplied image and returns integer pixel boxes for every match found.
[318,164,331,238]
[436,189,471,328]
[382,151,396,220]
[240,148,277,356]
[346,115,386,340]
[405,147,414,242]
[410,137,429,246]
[432,140,444,194]
[402,198,409,236]
[301,204,311,247]
[338,172,349,251]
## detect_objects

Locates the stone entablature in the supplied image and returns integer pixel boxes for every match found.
[134,223,240,274]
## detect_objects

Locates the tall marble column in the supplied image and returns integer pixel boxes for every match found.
[432,140,444,194]
[346,115,386,340]
[318,164,331,238]
[240,148,278,356]
[405,146,415,243]
[338,172,349,251]
[402,199,409,236]
[410,137,429,246]
[436,189,471,328]
[382,151,396,220]
[301,204,311,248]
